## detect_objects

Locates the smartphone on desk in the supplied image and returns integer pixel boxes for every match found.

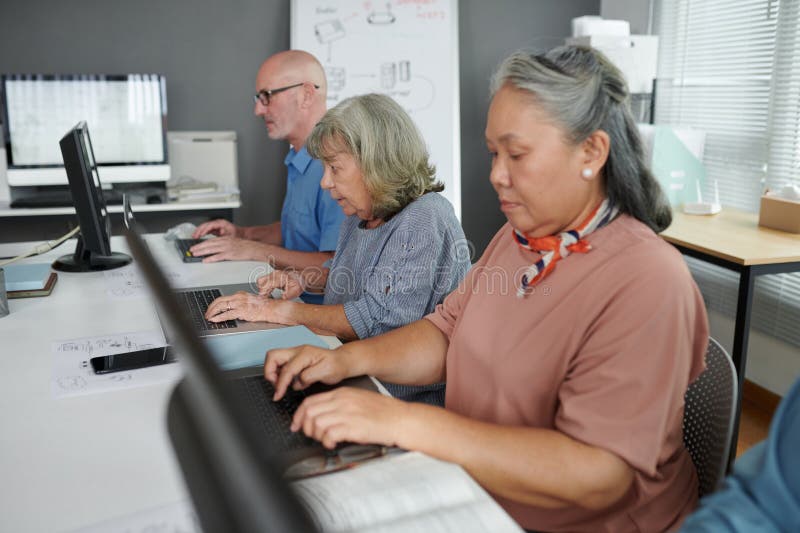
[90,346,176,374]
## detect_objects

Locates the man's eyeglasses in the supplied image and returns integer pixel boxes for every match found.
[253,82,320,106]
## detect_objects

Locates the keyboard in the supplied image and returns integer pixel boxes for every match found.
[235,375,316,451]
[176,288,237,330]
[174,239,204,263]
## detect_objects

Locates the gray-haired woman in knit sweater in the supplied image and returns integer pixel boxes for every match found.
[205,93,470,405]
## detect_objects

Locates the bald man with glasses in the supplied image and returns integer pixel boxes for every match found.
[191,50,344,304]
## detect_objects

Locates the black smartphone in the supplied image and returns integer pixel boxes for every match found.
[90,346,176,374]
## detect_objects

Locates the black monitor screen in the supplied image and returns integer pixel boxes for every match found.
[52,121,131,272]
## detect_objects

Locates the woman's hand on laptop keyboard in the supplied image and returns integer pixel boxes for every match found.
[290,387,405,450]
[257,270,304,300]
[205,291,289,324]
[265,344,353,401]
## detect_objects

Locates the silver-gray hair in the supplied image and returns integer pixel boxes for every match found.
[307,93,442,220]
[490,46,671,232]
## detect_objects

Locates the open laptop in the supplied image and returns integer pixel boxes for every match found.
[124,226,381,485]
[171,282,284,337]
[123,202,283,338]
[125,225,317,531]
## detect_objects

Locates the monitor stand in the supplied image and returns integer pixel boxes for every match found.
[52,238,131,272]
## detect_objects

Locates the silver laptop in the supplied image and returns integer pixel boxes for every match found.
[172,282,285,337]
[123,198,284,338]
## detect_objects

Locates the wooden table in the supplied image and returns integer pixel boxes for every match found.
[662,207,800,466]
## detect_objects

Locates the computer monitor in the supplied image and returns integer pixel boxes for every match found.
[1,74,169,186]
[52,122,132,272]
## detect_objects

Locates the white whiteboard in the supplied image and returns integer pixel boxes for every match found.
[291,0,461,219]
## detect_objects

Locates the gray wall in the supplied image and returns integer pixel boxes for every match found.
[0,0,599,256]
[459,0,599,255]
[0,0,290,228]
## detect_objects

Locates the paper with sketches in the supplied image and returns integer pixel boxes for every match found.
[51,329,181,398]
[104,263,186,300]
[69,500,199,533]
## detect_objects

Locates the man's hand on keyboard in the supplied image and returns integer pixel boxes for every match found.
[192,219,242,239]
[190,237,267,263]
[205,291,289,324]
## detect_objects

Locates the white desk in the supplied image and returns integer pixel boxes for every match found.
[0,199,242,245]
[0,199,241,217]
[0,234,336,533]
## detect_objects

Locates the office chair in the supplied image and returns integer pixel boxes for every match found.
[682,337,738,498]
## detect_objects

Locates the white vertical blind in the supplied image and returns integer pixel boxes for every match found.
[766,0,800,190]
[655,0,800,348]
[654,0,778,211]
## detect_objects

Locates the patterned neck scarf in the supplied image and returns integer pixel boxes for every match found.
[513,198,619,298]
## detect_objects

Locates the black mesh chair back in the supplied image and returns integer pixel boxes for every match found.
[682,337,738,498]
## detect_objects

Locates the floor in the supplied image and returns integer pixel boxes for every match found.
[735,395,774,457]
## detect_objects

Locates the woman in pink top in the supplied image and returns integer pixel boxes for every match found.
[264,46,709,532]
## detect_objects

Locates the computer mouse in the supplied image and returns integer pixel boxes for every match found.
[146,193,163,204]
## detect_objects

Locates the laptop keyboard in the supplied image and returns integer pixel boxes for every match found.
[176,289,237,330]
[175,239,204,262]
[236,376,316,451]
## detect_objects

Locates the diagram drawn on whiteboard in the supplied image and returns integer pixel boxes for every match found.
[292,0,460,219]
[367,3,396,25]
[314,19,346,43]
[300,5,442,119]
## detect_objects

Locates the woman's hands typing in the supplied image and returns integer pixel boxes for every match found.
[257,270,305,300]
[264,344,406,449]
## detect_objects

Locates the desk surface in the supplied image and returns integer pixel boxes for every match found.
[661,207,800,266]
[0,235,336,533]
[0,198,241,217]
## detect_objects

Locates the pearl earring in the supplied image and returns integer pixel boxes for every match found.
[581,168,593,179]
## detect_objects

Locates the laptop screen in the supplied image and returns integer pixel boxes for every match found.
[124,228,318,532]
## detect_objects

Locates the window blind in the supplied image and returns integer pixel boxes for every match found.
[766,1,800,190]
[654,0,778,210]
[654,0,800,349]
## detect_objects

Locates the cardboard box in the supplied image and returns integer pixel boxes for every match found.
[759,195,800,233]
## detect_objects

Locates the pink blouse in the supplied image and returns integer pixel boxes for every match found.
[426,215,708,532]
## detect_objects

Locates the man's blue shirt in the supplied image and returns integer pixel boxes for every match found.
[281,146,344,253]
[281,146,344,305]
